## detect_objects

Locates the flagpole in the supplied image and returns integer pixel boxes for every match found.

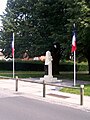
[74,51,76,86]
[71,23,77,86]
[13,33,15,78]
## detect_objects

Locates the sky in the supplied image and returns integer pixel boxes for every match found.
[0,0,7,26]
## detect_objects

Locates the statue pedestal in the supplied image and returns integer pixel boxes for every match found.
[40,75,57,82]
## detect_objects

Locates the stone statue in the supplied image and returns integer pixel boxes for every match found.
[40,51,57,82]
[45,51,53,76]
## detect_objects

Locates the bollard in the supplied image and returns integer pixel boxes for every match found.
[43,80,45,97]
[80,85,84,105]
[16,76,18,91]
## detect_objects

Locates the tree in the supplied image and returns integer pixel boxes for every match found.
[80,0,90,74]
[0,0,69,75]
[0,0,90,74]
[64,0,90,73]
[0,0,68,57]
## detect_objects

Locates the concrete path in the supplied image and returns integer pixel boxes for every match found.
[0,78,90,112]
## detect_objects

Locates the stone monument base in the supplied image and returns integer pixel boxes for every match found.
[40,75,57,82]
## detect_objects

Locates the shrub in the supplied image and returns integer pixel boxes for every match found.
[0,60,44,71]
[0,60,88,72]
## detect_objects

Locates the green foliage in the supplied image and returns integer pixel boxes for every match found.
[59,62,88,71]
[0,60,88,72]
[0,0,70,57]
[0,60,44,71]
[0,0,90,63]
[77,64,88,71]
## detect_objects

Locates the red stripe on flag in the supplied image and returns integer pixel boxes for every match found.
[12,40,14,56]
[71,33,77,52]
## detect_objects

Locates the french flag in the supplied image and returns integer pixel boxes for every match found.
[71,31,77,52]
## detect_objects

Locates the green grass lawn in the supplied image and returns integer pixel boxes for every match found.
[60,84,90,96]
[0,71,45,78]
[57,72,90,96]
[57,72,90,81]
[0,71,90,80]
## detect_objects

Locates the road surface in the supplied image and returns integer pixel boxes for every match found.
[0,96,90,120]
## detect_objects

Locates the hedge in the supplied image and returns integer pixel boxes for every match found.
[59,64,88,71]
[0,60,44,71]
[0,60,88,71]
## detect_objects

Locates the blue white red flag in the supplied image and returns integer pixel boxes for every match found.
[71,30,77,52]
[12,40,14,56]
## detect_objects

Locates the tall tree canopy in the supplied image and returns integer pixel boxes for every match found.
[0,0,90,69]
[0,0,70,58]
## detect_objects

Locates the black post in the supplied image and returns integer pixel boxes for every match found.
[43,80,45,97]
[80,85,84,105]
[16,76,18,91]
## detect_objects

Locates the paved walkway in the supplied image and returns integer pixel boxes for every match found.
[0,78,90,112]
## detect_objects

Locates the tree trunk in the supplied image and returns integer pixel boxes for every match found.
[50,42,61,75]
[52,58,60,75]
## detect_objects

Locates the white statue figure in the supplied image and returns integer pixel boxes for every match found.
[40,51,57,82]
[45,51,53,76]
